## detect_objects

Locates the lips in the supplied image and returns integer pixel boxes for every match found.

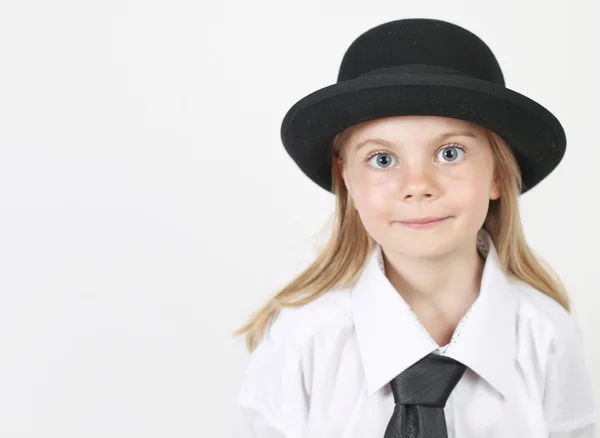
[397,216,448,224]
[394,216,451,230]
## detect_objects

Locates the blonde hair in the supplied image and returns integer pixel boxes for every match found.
[234,122,570,352]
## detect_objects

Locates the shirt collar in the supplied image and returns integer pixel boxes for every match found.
[351,228,517,398]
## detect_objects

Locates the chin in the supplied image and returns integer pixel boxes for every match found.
[397,241,456,260]
[385,227,462,259]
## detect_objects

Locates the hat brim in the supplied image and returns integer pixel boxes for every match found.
[280,72,566,194]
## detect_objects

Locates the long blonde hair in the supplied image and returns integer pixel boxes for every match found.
[234,122,570,352]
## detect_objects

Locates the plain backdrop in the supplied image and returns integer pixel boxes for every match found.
[0,0,598,437]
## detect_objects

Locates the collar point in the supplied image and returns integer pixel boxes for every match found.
[365,373,389,397]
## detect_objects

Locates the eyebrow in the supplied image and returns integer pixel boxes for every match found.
[353,130,480,152]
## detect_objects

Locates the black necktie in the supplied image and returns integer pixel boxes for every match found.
[383,352,467,438]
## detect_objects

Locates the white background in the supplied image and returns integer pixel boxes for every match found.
[0,0,598,436]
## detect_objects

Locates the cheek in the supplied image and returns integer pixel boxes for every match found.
[351,181,395,224]
[450,172,494,218]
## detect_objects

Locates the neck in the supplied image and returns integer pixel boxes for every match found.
[382,239,485,345]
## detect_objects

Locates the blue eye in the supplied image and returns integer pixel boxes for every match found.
[365,145,466,169]
[437,146,465,163]
[367,153,397,169]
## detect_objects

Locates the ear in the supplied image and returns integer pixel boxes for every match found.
[336,156,344,178]
[490,177,500,200]
[336,156,351,196]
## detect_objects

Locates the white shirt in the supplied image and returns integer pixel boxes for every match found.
[235,229,597,437]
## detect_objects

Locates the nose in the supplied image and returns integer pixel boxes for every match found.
[399,162,441,201]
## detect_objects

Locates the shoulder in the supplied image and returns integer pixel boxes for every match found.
[511,278,579,343]
[239,287,355,389]
[236,288,355,425]
[237,288,354,396]
[511,279,596,431]
[265,287,355,348]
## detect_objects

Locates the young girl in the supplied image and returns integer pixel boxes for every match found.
[233,18,597,437]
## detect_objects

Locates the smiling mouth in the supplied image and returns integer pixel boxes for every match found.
[397,216,449,224]
[395,217,451,229]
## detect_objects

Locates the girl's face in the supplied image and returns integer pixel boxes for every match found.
[337,115,500,259]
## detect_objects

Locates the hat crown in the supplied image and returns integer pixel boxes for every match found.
[338,18,505,86]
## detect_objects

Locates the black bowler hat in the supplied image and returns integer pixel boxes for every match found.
[280,18,566,194]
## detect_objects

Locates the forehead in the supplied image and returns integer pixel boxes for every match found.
[347,115,486,146]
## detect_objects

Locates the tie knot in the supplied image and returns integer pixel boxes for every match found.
[389,353,467,408]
